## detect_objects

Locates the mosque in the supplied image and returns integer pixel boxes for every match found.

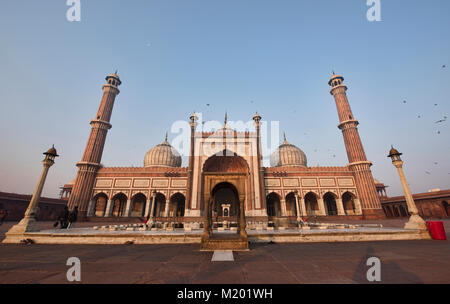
[63,72,385,229]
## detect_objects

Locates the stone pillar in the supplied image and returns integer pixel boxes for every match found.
[354,199,363,215]
[393,160,427,230]
[164,200,170,218]
[294,195,301,218]
[280,199,287,216]
[317,198,327,216]
[202,197,212,238]
[239,198,247,238]
[149,196,156,219]
[124,199,132,217]
[336,198,346,216]
[144,197,152,218]
[87,199,95,217]
[104,199,113,217]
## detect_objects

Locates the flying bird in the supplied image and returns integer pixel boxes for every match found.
[437,131,441,134]
[403,100,407,104]
[435,119,446,123]
[443,65,446,68]
[425,171,431,175]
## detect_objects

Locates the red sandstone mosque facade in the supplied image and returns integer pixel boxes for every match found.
[63,72,387,228]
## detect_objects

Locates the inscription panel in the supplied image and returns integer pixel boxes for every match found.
[95,179,112,188]
[114,179,131,187]
[171,179,187,188]
[302,179,317,187]
[283,178,299,187]
[265,179,281,187]
[133,179,150,188]
[152,179,169,188]
[338,178,354,187]
[320,179,335,187]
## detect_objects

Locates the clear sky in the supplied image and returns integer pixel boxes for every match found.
[0,0,449,198]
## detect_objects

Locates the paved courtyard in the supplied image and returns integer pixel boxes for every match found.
[0,219,448,284]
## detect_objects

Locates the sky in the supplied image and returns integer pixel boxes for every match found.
[0,0,449,198]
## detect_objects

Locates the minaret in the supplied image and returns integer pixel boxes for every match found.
[67,72,122,218]
[328,73,384,219]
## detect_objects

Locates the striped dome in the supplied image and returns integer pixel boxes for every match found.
[144,135,182,168]
[270,135,307,167]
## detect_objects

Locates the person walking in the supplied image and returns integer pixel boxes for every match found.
[67,206,78,229]
[57,206,69,229]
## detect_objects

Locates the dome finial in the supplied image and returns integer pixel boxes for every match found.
[283,132,287,142]
[224,111,228,125]
[164,131,168,143]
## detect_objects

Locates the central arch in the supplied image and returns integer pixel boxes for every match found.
[200,150,249,250]
[212,182,239,220]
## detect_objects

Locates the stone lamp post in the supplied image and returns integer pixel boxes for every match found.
[7,145,59,234]
[147,190,157,228]
[388,146,427,230]
[294,190,303,227]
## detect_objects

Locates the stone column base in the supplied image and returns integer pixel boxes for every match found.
[6,217,40,234]
[3,217,40,243]
[404,214,428,230]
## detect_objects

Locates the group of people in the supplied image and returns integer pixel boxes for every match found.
[55,206,78,229]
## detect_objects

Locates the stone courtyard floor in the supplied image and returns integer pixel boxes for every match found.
[0,219,449,284]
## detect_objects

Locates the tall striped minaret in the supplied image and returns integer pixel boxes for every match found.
[67,72,121,218]
[329,73,385,219]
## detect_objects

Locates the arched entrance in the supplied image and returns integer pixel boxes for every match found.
[200,150,249,250]
[324,192,338,216]
[212,182,239,223]
[111,193,127,217]
[305,192,319,216]
[342,192,357,215]
[170,193,186,218]
[266,192,282,217]
[285,192,298,217]
[152,193,166,217]
[93,193,108,217]
[131,193,146,217]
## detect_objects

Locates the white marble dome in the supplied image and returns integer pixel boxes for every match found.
[144,135,182,168]
[270,135,307,167]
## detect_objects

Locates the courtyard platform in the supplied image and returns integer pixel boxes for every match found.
[1,224,431,245]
